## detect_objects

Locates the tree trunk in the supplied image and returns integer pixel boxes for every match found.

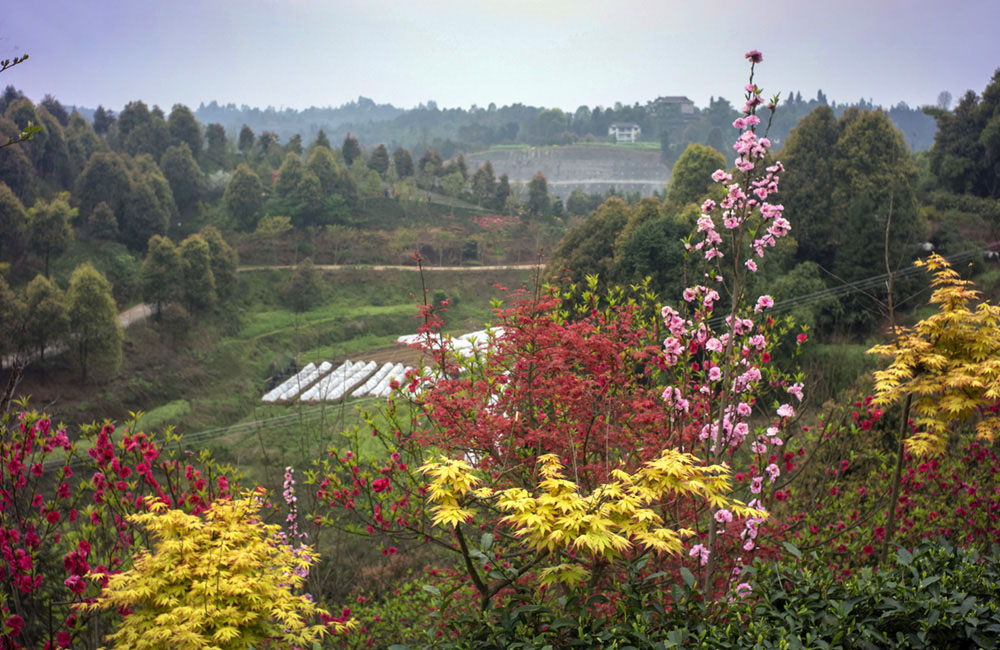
[880,392,912,564]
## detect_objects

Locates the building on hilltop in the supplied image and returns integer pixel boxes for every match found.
[609,122,641,143]
[653,96,695,115]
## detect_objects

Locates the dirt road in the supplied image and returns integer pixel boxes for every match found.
[238,263,539,272]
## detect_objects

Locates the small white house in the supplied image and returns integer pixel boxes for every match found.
[609,122,641,143]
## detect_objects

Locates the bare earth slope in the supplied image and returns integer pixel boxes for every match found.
[463,145,672,199]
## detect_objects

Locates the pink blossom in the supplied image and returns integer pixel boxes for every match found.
[714,509,734,524]
[708,366,722,382]
[711,169,730,183]
[754,295,774,312]
[745,259,758,272]
[777,403,795,418]
[689,543,710,566]
[787,382,804,402]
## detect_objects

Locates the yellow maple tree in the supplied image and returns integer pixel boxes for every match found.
[420,451,765,587]
[869,253,1000,456]
[82,490,353,650]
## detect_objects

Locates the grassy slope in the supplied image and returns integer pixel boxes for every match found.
[12,266,533,447]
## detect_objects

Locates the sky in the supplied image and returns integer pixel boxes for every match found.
[3,0,999,114]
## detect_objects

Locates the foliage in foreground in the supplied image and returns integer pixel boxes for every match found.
[380,542,1000,650]
[82,490,348,649]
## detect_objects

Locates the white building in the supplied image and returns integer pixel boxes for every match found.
[608,122,641,143]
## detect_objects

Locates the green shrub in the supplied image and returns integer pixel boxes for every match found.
[391,543,1000,649]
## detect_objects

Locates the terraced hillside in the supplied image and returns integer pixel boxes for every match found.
[464,144,672,199]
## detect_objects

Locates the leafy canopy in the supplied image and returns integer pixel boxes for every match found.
[83,490,351,649]
[869,253,1000,455]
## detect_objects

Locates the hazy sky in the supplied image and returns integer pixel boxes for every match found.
[4,0,998,113]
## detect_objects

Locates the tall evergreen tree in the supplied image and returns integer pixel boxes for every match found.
[0,181,27,262]
[471,161,497,207]
[341,134,361,166]
[527,171,549,218]
[167,104,202,158]
[75,151,132,225]
[67,262,123,381]
[0,275,26,361]
[224,164,265,231]
[179,234,216,313]
[143,234,183,319]
[27,194,75,277]
[778,106,841,265]
[275,152,306,198]
[238,124,255,158]
[160,142,204,216]
[199,226,238,302]
[204,123,228,171]
[285,133,303,156]
[311,129,331,151]
[0,115,36,200]
[663,143,726,212]
[40,94,69,126]
[36,106,72,187]
[24,274,69,363]
[368,144,390,177]
[65,111,106,179]
[92,105,115,135]
[494,174,511,212]
[393,147,414,178]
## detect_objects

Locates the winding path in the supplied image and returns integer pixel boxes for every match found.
[238,263,538,272]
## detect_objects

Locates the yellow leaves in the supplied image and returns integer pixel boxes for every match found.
[538,563,590,587]
[420,456,486,528]
[85,490,347,650]
[421,451,764,587]
[869,254,1000,456]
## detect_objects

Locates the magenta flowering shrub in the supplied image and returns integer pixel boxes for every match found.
[774,396,1000,573]
[0,403,237,649]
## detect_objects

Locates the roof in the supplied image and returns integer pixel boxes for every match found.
[609,122,641,129]
[655,96,694,104]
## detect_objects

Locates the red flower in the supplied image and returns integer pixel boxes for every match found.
[796,333,807,344]
[862,545,874,555]
[56,631,71,648]
[745,50,763,63]
[46,510,61,524]
[64,575,86,595]
[372,478,390,493]
[5,615,23,635]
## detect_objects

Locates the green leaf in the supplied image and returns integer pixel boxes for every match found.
[680,567,695,589]
[782,541,803,559]
[480,532,494,552]
[422,584,441,596]
[919,575,940,589]
[897,547,913,566]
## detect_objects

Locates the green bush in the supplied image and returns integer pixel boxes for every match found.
[390,543,1000,649]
